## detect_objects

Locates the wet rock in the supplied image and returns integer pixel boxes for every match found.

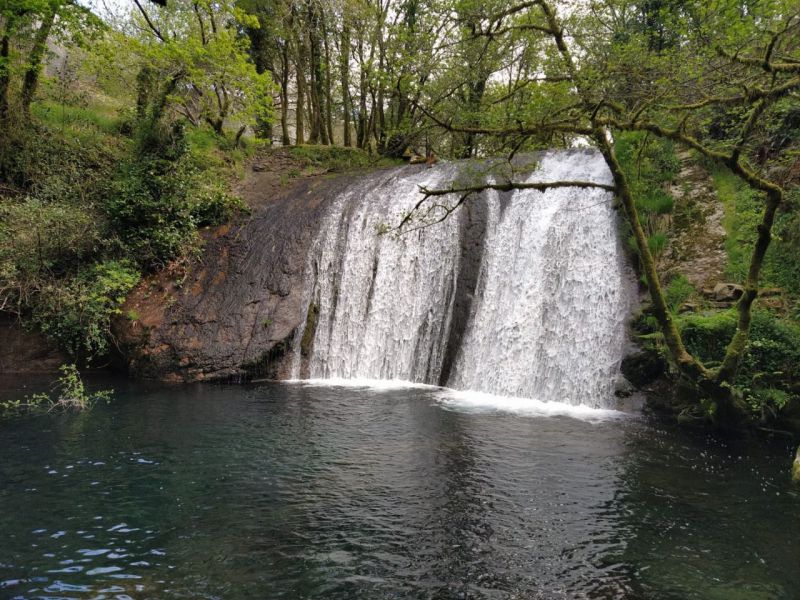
[113,169,354,382]
[713,282,744,302]
[620,350,665,388]
[614,375,636,398]
[0,315,66,373]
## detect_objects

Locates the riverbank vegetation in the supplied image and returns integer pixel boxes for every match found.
[0,363,112,417]
[1,0,799,431]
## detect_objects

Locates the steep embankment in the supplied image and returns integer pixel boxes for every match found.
[113,150,404,382]
[0,315,66,373]
[660,150,727,290]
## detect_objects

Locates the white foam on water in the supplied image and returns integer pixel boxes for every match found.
[436,388,628,421]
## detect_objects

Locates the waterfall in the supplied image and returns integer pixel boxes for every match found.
[292,151,631,408]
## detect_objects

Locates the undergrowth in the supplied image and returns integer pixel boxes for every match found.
[0,364,112,418]
[0,84,249,364]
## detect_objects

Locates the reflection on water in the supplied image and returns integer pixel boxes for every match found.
[0,378,798,599]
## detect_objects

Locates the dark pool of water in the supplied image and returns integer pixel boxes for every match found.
[0,377,798,599]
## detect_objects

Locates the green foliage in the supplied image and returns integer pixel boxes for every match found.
[0,364,113,418]
[0,198,102,278]
[615,132,679,266]
[638,189,674,215]
[33,261,140,360]
[105,0,273,141]
[46,363,113,410]
[664,275,694,313]
[679,309,800,418]
[712,165,800,300]
[105,157,199,268]
[712,166,761,282]
[647,233,668,257]
[284,145,381,172]
[106,148,245,268]
[678,310,737,366]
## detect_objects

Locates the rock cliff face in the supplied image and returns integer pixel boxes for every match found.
[0,315,66,373]
[113,159,494,383]
[113,165,368,382]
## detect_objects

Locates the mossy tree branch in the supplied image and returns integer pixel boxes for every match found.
[412,0,796,420]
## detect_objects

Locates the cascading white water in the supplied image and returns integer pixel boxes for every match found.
[292,151,631,408]
[447,154,629,406]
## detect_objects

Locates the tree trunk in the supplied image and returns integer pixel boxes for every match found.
[594,127,708,382]
[356,42,368,149]
[340,24,351,147]
[295,38,306,145]
[460,79,487,158]
[321,12,335,144]
[0,23,14,125]
[280,41,290,145]
[307,2,328,145]
[135,66,154,122]
[21,6,57,118]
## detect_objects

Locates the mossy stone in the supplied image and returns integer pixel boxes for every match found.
[620,350,665,388]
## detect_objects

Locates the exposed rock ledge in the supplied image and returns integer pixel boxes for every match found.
[0,315,66,373]
[112,158,406,382]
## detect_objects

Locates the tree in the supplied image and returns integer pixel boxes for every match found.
[409,0,800,426]
[0,0,78,123]
[124,0,273,144]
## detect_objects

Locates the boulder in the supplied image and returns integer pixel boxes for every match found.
[614,375,636,398]
[713,282,744,302]
[620,350,665,388]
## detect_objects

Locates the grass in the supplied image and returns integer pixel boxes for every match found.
[32,99,121,133]
[711,165,800,300]
[711,166,757,282]
[281,145,404,172]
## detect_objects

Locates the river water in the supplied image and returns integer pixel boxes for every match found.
[1,378,798,599]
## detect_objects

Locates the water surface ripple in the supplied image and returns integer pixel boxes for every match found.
[0,379,798,599]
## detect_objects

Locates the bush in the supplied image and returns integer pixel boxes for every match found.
[678,309,800,418]
[105,157,199,268]
[665,275,694,313]
[0,199,103,278]
[647,233,668,256]
[33,261,140,361]
[187,173,247,227]
[1,364,113,418]
[105,147,245,268]
[285,145,374,171]
[638,188,675,215]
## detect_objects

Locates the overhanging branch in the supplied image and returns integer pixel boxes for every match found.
[392,178,615,234]
[418,179,615,197]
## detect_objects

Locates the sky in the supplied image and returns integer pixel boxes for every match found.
[78,0,131,20]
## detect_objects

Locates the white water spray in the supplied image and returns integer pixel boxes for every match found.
[292,151,630,408]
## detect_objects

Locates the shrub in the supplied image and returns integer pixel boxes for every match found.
[638,188,675,215]
[286,145,373,171]
[0,364,113,417]
[105,157,199,268]
[665,275,694,313]
[647,233,668,256]
[678,310,737,366]
[34,261,140,361]
[0,199,102,278]
[678,309,800,418]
